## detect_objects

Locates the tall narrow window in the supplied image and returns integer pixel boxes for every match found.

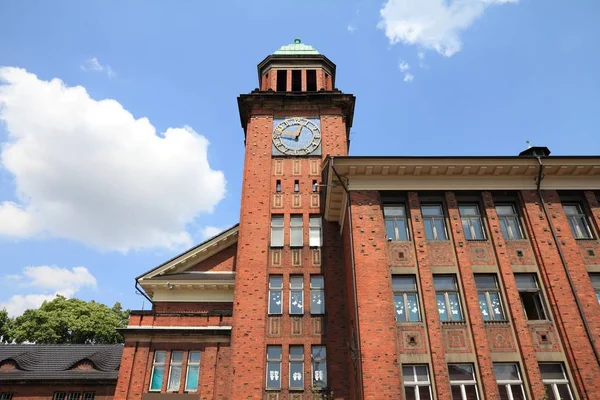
[309,216,322,247]
[312,180,318,192]
[590,273,600,304]
[290,275,304,315]
[268,275,283,315]
[494,363,526,400]
[310,275,325,315]
[167,351,183,391]
[271,215,284,247]
[422,205,448,240]
[311,346,327,388]
[384,205,409,241]
[53,394,66,400]
[290,215,303,247]
[276,70,287,91]
[564,204,593,239]
[496,204,524,240]
[185,351,201,392]
[289,345,304,390]
[392,276,421,322]
[515,274,547,320]
[82,394,95,400]
[475,275,506,321]
[448,364,479,400]
[434,276,463,322]
[459,204,486,240]
[67,394,80,400]
[266,346,282,390]
[292,70,302,91]
[276,180,281,193]
[149,350,166,391]
[306,70,317,91]
[540,363,574,400]
[402,365,432,400]
[294,180,300,193]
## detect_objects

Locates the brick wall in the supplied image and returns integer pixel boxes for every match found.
[1,385,115,400]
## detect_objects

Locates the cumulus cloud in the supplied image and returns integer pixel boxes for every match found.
[0,265,97,316]
[378,0,518,57]
[0,67,226,251]
[399,61,410,72]
[403,73,415,83]
[200,226,225,240]
[81,57,116,78]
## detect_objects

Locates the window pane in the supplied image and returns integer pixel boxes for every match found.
[185,366,199,391]
[311,275,324,288]
[489,292,505,320]
[393,276,416,291]
[496,205,514,216]
[539,364,565,380]
[311,289,325,314]
[422,205,442,216]
[402,366,415,382]
[290,361,304,388]
[448,364,473,380]
[424,219,435,240]
[290,227,303,246]
[493,364,519,380]
[459,205,478,216]
[291,215,302,226]
[521,292,545,320]
[406,294,420,322]
[462,219,473,240]
[290,346,304,359]
[447,293,463,320]
[385,220,396,241]
[511,385,526,400]
[269,289,282,314]
[309,227,321,247]
[310,216,321,226]
[313,361,327,387]
[167,366,181,391]
[545,384,557,400]
[556,384,573,400]
[478,293,491,321]
[437,294,448,321]
[171,351,183,363]
[498,385,510,400]
[271,228,283,246]
[434,276,457,290]
[499,219,511,239]
[150,366,164,390]
[507,217,523,239]
[188,351,200,364]
[451,386,463,400]
[464,385,478,400]
[404,387,416,400]
[418,386,432,400]
[290,291,304,314]
[563,205,579,215]
[415,365,428,381]
[154,351,166,363]
[515,274,538,289]
[434,218,448,240]
[267,361,281,389]
[396,219,409,241]
[471,218,485,239]
[267,346,281,360]
[385,206,405,216]
[290,276,303,288]
[394,294,406,322]
[475,275,498,289]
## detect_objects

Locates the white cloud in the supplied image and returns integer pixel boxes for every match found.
[347,24,357,33]
[399,61,410,72]
[378,0,518,57]
[403,73,415,82]
[200,225,226,240]
[0,265,97,316]
[0,67,226,251]
[81,57,116,78]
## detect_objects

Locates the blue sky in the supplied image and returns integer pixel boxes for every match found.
[1,0,599,315]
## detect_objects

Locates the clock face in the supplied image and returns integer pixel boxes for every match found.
[272,118,322,156]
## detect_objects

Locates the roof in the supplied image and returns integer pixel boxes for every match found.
[273,39,320,55]
[0,344,122,383]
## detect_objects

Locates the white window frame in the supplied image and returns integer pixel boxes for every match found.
[393,275,421,323]
[402,365,432,400]
[53,394,66,400]
[590,273,600,305]
[494,363,526,400]
[496,204,525,240]
[289,275,304,315]
[266,346,282,390]
[271,215,284,247]
[449,364,479,400]
[290,215,303,247]
[309,216,322,247]
[516,274,548,321]
[421,204,448,240]
[564,203,593,239]
[167,350,183,392]
[311,346,327,389]
[67,394,81,400]
[310,275,325,315]
[384,204,410,241]
[184,351,201,392]
[434,275,464,322]
[459,204,486,240]
[268,275,283,315]
[289,345,304,390]
[149,350,166,392]
[540,363,574,400]
[82,394,94,400]
[475,275,506,322]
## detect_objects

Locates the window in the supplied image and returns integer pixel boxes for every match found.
[292,70,302,91]
[0,394,13,400]
[459,205,486,240]
[290,275,304,315]
[268,275,283,315]
[276,70,287,91]
[294,180,300,193]
[149,350,166,391]
[306,70,317,91]
[185,351,201,391]
[290,215,303,247]
[540,363,574,400]
[82,394,94,400]
[167,351,183,391]
[515,274,547,320]
[434,276,463,322]
[392,276,421,322]
[67,394,80,400]
[312,180,318,192]
[448,364,479,400]
[564,204,593,239]
[422,205,448,240]
[384,205,409,241]
[494,363,526,400]
[475,275,506,321]
[289,345,304,390]
[53,394,66,400]
[496,205,524,240]
[276,180,281,193]
[271,215,284,247]
[402,365,432,400]
[591,273,600,304]
[266,346,282,390]
[309,216,322,247]
[310,275,325,315]
[311,346,327,389]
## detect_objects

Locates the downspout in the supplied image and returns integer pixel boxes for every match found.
[331,157,365,400]
[534,155,600,368]
[135,278,154,307]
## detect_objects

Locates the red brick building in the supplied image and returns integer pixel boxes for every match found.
[113,40,600,400]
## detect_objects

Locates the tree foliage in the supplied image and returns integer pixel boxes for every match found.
[0,309,12,343]
[10,296,129,344]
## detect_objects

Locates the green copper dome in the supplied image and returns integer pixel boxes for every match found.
[273,39,320,55]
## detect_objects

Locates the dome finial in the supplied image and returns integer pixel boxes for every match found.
[294,38,301,44]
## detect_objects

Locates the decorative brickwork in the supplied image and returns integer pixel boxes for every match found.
[425,241,456,266]
[468,243,494,265]
[387,242,415,267]
[505,240,536,266]
[485,324,517,353]
[442,324,473,353]
[528,323,561,353]
[397,325,427,354]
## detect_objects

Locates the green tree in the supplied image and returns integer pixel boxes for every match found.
[10,296,130,344]
[0,309,13,343]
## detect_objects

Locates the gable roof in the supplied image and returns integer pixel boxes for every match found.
[0,344,122,383]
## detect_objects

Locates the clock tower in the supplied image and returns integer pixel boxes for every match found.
[230,39,356,399]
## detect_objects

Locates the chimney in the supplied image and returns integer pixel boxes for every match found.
[518,146,551,157]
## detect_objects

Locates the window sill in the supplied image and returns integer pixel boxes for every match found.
[575,237,597,241]
[483,320,509,325]
[289,388,305,392]
[290,313,304,317]
[395,321,424,326]
[466,238,488,242]
[425,239,451,242]
[386,239,412,243]
[441,320,466,325]
[526,319,552,325]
